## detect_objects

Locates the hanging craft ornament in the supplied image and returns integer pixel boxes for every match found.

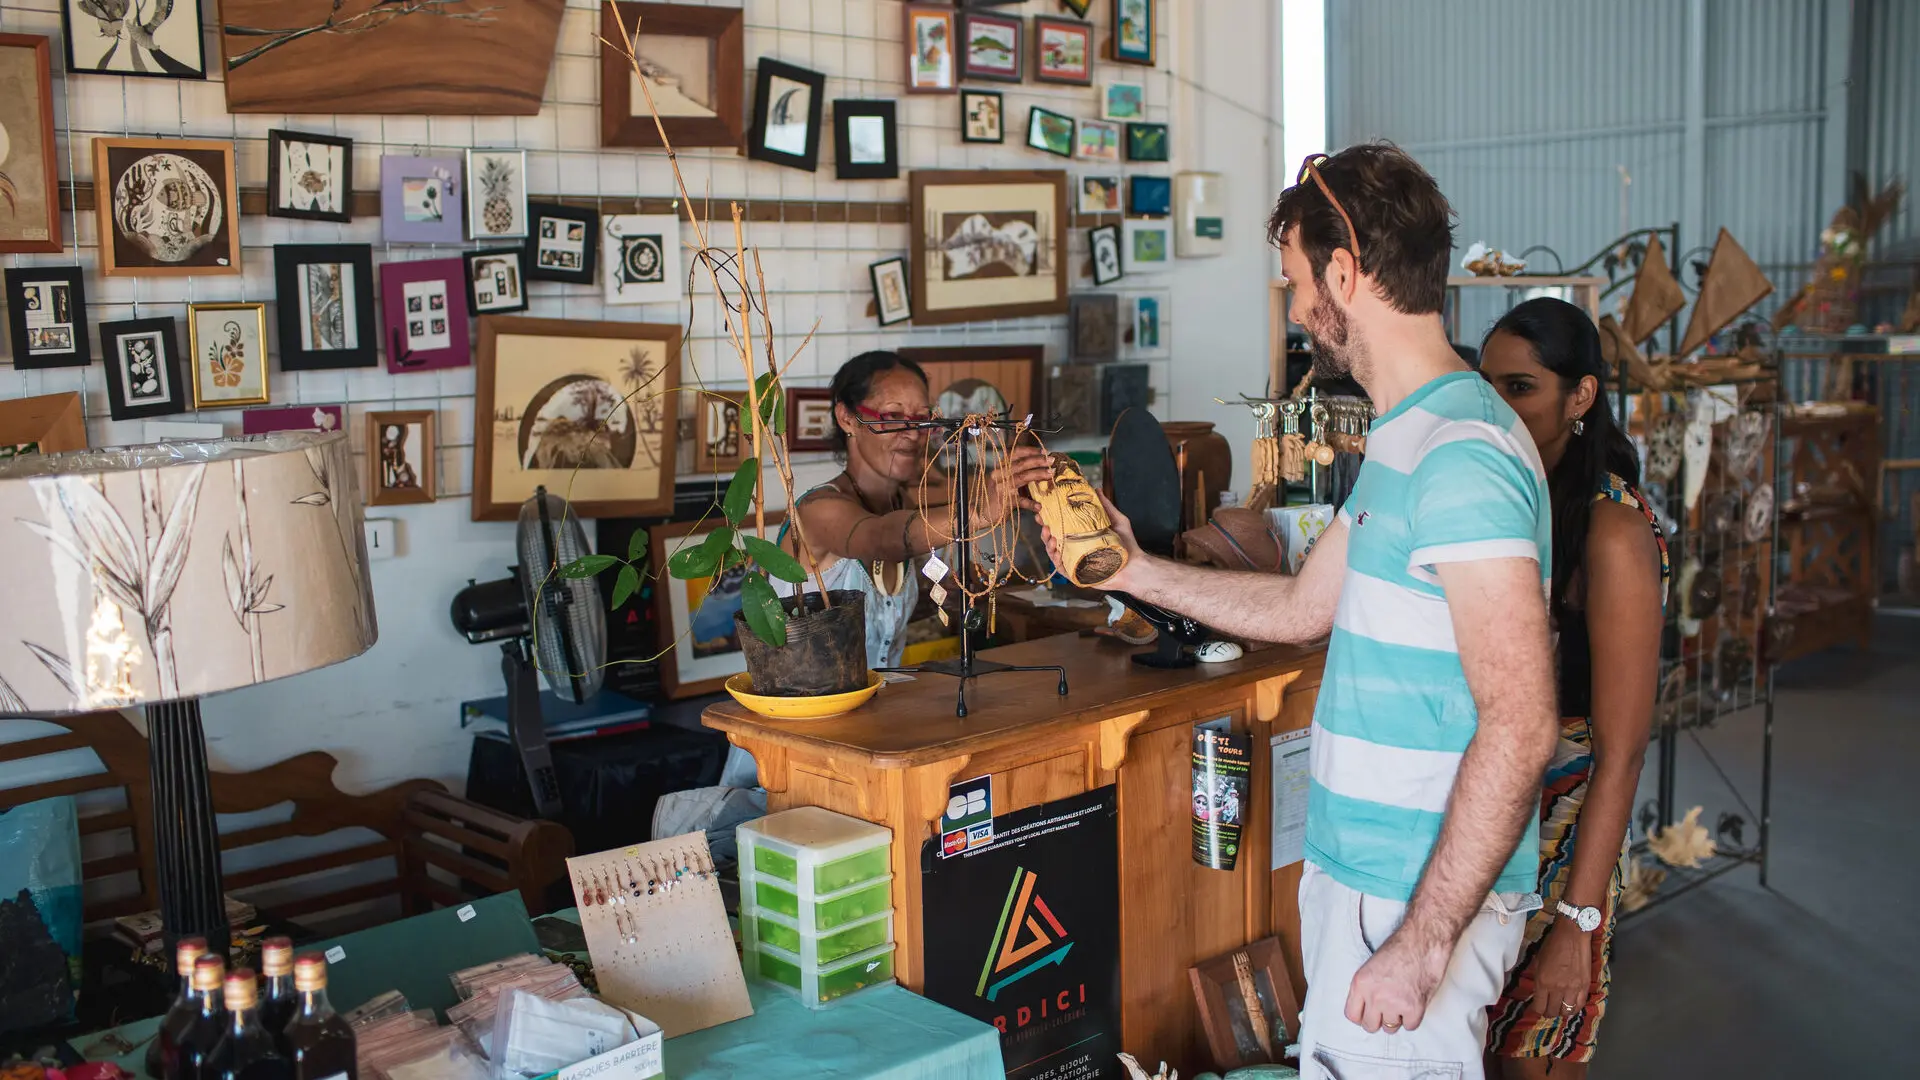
[1675,558,1704,637]
[1620,856,1668,913]
[1280,432,1307,481]
[1715,636,1755,697]
[1648,806,1717,869]
[1704,491,1743,545]
[1681,409,1714,511]
[1743,482,1774,544]
[1027,453,1129,587]
[1738,560,1762,618]
[1646,411,1685,483]
[1724,410,1771,480]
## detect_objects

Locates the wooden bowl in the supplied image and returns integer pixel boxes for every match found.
[724,670,883,720]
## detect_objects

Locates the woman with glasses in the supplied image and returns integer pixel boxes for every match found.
[776,351,1050,667]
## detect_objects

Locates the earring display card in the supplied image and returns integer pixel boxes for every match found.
[568,833,753,1038]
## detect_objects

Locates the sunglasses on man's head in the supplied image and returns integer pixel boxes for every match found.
[854,404,934,432]
[1296,153,1362,263]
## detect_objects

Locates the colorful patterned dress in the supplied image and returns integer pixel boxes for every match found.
[1487,474,1670,1062]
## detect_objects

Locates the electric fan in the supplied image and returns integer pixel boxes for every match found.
[450,487,605,817]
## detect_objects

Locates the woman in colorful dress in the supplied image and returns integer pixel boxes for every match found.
[1479,298,1668,1077]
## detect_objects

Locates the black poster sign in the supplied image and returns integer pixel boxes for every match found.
[921,786,1121,1080]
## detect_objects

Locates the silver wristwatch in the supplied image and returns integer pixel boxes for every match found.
[1556,899,1602,933]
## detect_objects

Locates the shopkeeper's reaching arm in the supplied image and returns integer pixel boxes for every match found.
[1038,492,1348,644]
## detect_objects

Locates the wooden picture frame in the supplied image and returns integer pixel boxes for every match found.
[100,317,188,421]
[1110,0,1157,66]
[0,392,87,457]
[747,58,826,172]
[274,243,376,371]
[834,99,899,181]
[266,129,353,222]
[960,89,1005,144]
[651,511,786,699]
[694,392,748,475]
[525,202,599,285]
[903,4,957,94]
[366,409,437,506]
[0,34,61,254]
[1189,937,1300,1073]
[1032,16,1094,86]
[601,2,744,149]
[958,12,1023,83]
[92,137,241,277]
[785,387,838,453]
[4,265,90,368]
[380,257,471,373]
[466,247,530,315]
[910,169,1069,326]
[472,316,682,522]
[62,0,205,80]
[186,301,271,408]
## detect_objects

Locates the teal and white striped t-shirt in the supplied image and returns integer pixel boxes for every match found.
[1305,370,1552,902]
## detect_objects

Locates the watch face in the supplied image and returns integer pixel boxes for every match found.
[1578,907,1602,932]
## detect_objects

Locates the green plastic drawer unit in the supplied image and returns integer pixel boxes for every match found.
[749,909,894,968]
[754,941,897,1007]
[750,874,893,932]
[738,806,893,894]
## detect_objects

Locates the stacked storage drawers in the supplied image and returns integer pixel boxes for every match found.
[738,807,896,1007]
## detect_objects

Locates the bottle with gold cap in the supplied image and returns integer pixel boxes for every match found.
[149,936,210,1078]
[212,969,291,1080]
[168,954,229,1080]
[284,954,355,1080]
[258,938,296,1053]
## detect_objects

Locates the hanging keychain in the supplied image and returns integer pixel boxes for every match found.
[1280,403,1307,482]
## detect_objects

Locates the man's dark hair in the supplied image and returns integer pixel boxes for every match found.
[1266,142,1456,315]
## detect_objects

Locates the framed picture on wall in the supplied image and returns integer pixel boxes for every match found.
[1127,290,1170,359]
[186,301,270,408]
[1061,0,1094,16]
[266,129,352,222]
[1126,122,1170,162]
[600,2,744,149]
[92,137,241,277]
[379,257,471,373]
[380,154,464,245]
[1089,224,1123,285]
[1102,80,1145,122]
[1068,294,1120,363]
[274,244,376,371]
[1130,175,1173,217]
[525,202,599,285]
[834,99,899,180]
[960,89,1004,144]
[870,257,912,326]
[785,387,837,453]
[959,12,1022,82]
[242,404,344,435]
[366,409,437,506]
[1032,17,1093,86]
[910,169,1069,325]
[465,247,529,315]
[466,148,529,240]
[1075,119,1121,163]
[99,317,188,421]
[1123,218,1171,273]
[0,34,61,255]
[1110,0,1156,66]
[61,0,206,79]
[1027,107,1075,158]
[1078,175,1121,215]
[747,58,826,172]
[899,344,1043,502]
[903,4,957,94]
[604,214,684,305]
[694,392,748,475]
[4,265,90,369]
[651,511,786,698]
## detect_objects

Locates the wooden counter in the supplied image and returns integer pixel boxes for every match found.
[704,633,1324,1069]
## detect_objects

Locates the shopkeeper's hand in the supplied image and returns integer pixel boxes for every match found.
[1038,490,1147,593]
[978,446,1054,523]
[1528,917,1592,1020]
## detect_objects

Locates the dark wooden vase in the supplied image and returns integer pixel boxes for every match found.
[735,589,871,697]
[1162,421,1233,530]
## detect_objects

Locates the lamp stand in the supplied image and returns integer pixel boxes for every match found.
[147,699,230,955]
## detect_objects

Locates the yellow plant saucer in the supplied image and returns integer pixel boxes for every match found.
[724,670,883,720]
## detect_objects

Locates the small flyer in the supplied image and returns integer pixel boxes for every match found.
[1192,724,1252,870]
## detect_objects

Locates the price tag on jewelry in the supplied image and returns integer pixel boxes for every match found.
[922,554,950,582]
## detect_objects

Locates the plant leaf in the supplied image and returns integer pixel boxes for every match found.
[24,643,78,699]
[144,464,207,620]
[742,535,806,583]
[741,373,785,439]
[562,554,621,578]
[666,526,734,579]
[248,603,285,615]
[611,564,641,609]
[0,671,25,714]
[292,491,331,506]
[739,571,788,648]
[627,529,648,564]
[723,458,758,526]
[221,535,246,628]
[55,479,143,608]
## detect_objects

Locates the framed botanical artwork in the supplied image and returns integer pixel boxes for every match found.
[92,137,240,277]
[600,2,744,149]
[365,409,437,506]
[903,4,957,94]
[1102,80,1145,122]
[1130,174,1173,216]
[466,149,529,240]
[466,247,529,316]
[380,154,464,245]
[379,257,471,373]
[186,302,270,408]
[651,511,786,698]
[694,392,747,475]
[1027,107,1074,158]
[1126,121,1170,162]
[242,404,343,435]
[1068,293,1120,363]
[1128,290,1170,359]
[0,392,87,456]
[273,243,377,371]
[785,387,837,453]
[835,100,899,181]
[0,34,61,255]
[1089,223,1123,285]
[266,129,352,222]
[1075,119,1121,163]
[910,170,1069,325]
[1032,17,1093,85]
[747,58,825,172]
[1078,175,1121,215]
[959,13,1023,82]
[100,317,188,421]
[1123,217,1172,273]
[604,214,685,306]
[870,257,912,326]
[1175,171,1227,258]
[525,202,599,285]
[1110,0,1156,66]
[62,0,205,79]
[4,266,90,369]
[472,316,682,522]
[960,89,1004,144]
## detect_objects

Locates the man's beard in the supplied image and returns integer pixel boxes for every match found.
[1306,292,1358,381]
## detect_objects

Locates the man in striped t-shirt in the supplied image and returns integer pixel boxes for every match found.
[1039,144,1558,1078]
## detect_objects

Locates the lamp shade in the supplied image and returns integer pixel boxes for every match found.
[0,431,377,715]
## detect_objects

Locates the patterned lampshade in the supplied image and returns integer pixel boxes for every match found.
[0,431,378,714]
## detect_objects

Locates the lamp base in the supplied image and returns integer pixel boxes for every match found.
[148,699,230,955]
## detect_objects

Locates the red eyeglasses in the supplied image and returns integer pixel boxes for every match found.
[854,404,934,432]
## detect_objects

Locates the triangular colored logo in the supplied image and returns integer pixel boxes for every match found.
[976,867,1073,1001]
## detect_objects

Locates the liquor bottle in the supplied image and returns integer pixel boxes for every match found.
[149,936,210,1079]
[258,938,296,1053]
[169,955,229,1080]
[213,969,292,1080]
[284,954,357,1080]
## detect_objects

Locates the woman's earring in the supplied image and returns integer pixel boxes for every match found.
[1572,417,1586,436]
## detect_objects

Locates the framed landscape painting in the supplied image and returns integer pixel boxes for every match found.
[909,169,1069,326]
[0,34,61,254]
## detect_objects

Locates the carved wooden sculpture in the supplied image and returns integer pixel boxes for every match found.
[1029,453,1129,586]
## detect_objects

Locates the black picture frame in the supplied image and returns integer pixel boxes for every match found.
[100,317,187,421]
[833,99,899,180]
[524,202,599,286]
[4,265,92,370]
[960,89,1005,144]
[869,256,911,326]
[958,12,1024,83]
[61,0,206,80]
[272,244,378,371]
[1090,224,1123,286]
[1129,175,1172,217]
[748,58,827,172]
[1062,0,1093,15]
[1027,106,1076,158]
[1126,121,1170,162]
[465,247,530,316]
[265,129,354,222]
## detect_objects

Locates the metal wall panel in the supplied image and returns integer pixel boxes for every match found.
[1858,0,1919,255]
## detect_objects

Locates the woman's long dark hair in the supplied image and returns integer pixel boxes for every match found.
[827,350,928,461]
[1485,298,1640,617]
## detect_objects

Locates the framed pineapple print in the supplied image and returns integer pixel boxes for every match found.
[466,149,529,240]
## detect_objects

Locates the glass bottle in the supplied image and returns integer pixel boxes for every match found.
[284,954,356,1080]
[149,936,210,1079]
[258,938,296,1052]
[168,955,229,1080]
[213,969,292,1080]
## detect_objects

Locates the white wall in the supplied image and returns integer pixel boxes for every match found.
[2,0,1280,795]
